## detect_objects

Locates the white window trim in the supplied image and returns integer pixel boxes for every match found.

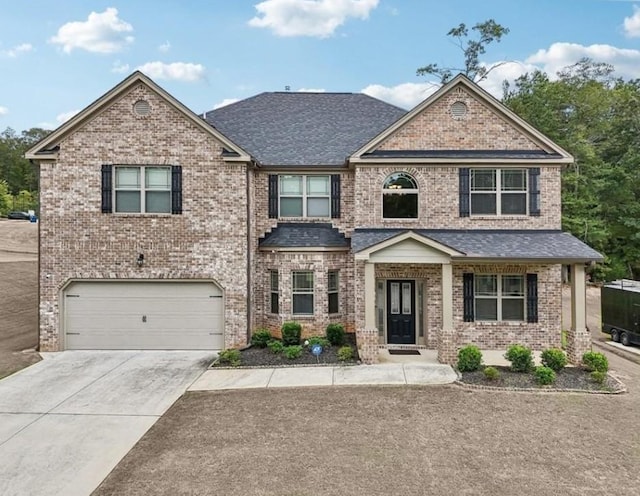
[470,168,527,216]
[279,175,330,218]
[382,172,419,220]
[474,274,526,322]
[114,165,171,214]
[292,271,314,316]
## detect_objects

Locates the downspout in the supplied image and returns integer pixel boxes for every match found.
[246,162,253,344]
[31,159,41,352]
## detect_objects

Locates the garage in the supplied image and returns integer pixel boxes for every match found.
[63,281,223,350]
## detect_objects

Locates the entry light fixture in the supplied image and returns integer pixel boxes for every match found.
[136,253,144,267]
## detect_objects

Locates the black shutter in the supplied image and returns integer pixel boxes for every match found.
[101,164,112,213]
[526,273,538,323]
[459,168,470,217]
[463,273,474,322]
[529,168,540,216]
[331,174,341,218]
[268,174,278,218]
[171,166,182,215]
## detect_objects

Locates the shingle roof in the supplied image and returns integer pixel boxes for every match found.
[204,92,407,167]
[351,229,603,262]
[259,223,350,249]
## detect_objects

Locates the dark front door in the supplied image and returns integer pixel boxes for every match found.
[387,280,415,344]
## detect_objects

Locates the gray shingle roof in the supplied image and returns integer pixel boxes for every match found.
[259,223,350,249]
[351,229,603,262]
[204,92,406,166]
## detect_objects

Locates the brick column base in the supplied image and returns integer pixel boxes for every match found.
[437,328,458,365]
[356,327,379,364]
[566,327,591,365]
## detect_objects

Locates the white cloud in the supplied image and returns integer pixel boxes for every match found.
[297,87,326,92]
[624,6,640,37]
[213,98,240,109]
[158,41,171,52]
[361,82,439,109]
[0,106,8,116]
[476,61,539,98]
[111,60,130,73]
[56,109,80,124]
[1,43,33,58]
[248,0,379,37]
[136,61,205,82]
[50,8,134,54]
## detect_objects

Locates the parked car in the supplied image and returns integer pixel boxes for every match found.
[601,279,640,347]
[6,211,31,220]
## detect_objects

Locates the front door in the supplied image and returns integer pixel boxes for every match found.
[386,280,415,344]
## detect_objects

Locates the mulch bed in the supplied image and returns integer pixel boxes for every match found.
[458,366,625,393]
[212,334,359,368]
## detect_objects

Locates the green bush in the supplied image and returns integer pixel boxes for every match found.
[483,366,500,380]
[283,345,303,360]
[337,346,354,361]
[590,370,607,385]
[267,339,284,354]
[534,366,556,385]
[251,328,272,348]
[306,336,330,348]
[326,323,345,346]
[281,321,302,346]
[582,351,608,373]
[540,348,567,372]
[457,345,482,372]
[504,344,534,373]
[218,349,241,367]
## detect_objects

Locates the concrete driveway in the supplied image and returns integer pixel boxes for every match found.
[0,350,214,496]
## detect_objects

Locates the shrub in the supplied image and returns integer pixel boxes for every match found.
[218,349,241,367]
[456,345,482,372]
[582,351,608,373]
[483,366,500,381]
[504,344,534,373]
[590,370,607,385]
[283,345,303,360]
[337,346,354,361]
[267,339,284,354]
[540,348,568,372]
[326,323,345,346]
[251,328,272,348]
[281,321,302,346]
[534,366,556,386]
[306,336,330,348]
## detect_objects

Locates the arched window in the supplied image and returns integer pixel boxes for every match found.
[382,172,418,218]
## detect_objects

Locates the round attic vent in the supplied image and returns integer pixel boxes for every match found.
[450,101,468,119]
[133,100,151,116]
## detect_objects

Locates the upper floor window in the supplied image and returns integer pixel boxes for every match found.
[382,172,418,219]
[470,169,526,215]
[279,175,330,217]
[115,166,171,213]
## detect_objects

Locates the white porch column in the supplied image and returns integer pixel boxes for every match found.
[364,262,376,329]
[571,263,586,332]
[441,263,453,330]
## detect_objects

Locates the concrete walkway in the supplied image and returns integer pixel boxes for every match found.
[0,350,214,496]
[190,363,458,391]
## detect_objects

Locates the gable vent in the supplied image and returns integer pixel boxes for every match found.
[133,100,151,116]
[450,101,468,119]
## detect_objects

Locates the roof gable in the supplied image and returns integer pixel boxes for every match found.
[26,71,250,161]
[352,74,572,164]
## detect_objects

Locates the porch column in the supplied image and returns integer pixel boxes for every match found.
[356,261,379,364]
[438,263,457,364]
[568,263,590,364]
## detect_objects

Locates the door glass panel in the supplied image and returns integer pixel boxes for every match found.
[402,283,411,314]
[390,283,400,314]
[418,282,424,337]
[376,281,385,336]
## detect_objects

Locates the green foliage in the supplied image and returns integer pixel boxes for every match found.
[306,336,330,348]
[267,339,284,354]
[483,366,500,381]
[582,351,608,373]
[218,349,241,367]
[456,345,483,372]
[250,328,272,348]
[590,370,607,385]
[337,346,354,362]
[504,344,534,373]
[325,323,345,346]
[417,19,510,83]
[281,321,302,346]
[534,366,557,386]
[540,348,568,372]
[283,345,303,360]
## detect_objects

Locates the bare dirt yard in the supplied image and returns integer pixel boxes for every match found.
[94,349,640,496]
[0,219,40,378]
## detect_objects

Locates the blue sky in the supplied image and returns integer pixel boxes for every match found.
[1,0,640,132]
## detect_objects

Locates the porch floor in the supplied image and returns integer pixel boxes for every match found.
[378,349,544,367]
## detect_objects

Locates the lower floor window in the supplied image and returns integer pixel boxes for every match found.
[474,274,525,321]
[269,270,279,314]
[328,270,339,314]
[292,271,314,315]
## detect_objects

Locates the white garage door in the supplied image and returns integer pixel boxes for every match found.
[64,281,223,350]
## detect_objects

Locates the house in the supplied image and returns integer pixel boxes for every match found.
[26,71,602,364]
